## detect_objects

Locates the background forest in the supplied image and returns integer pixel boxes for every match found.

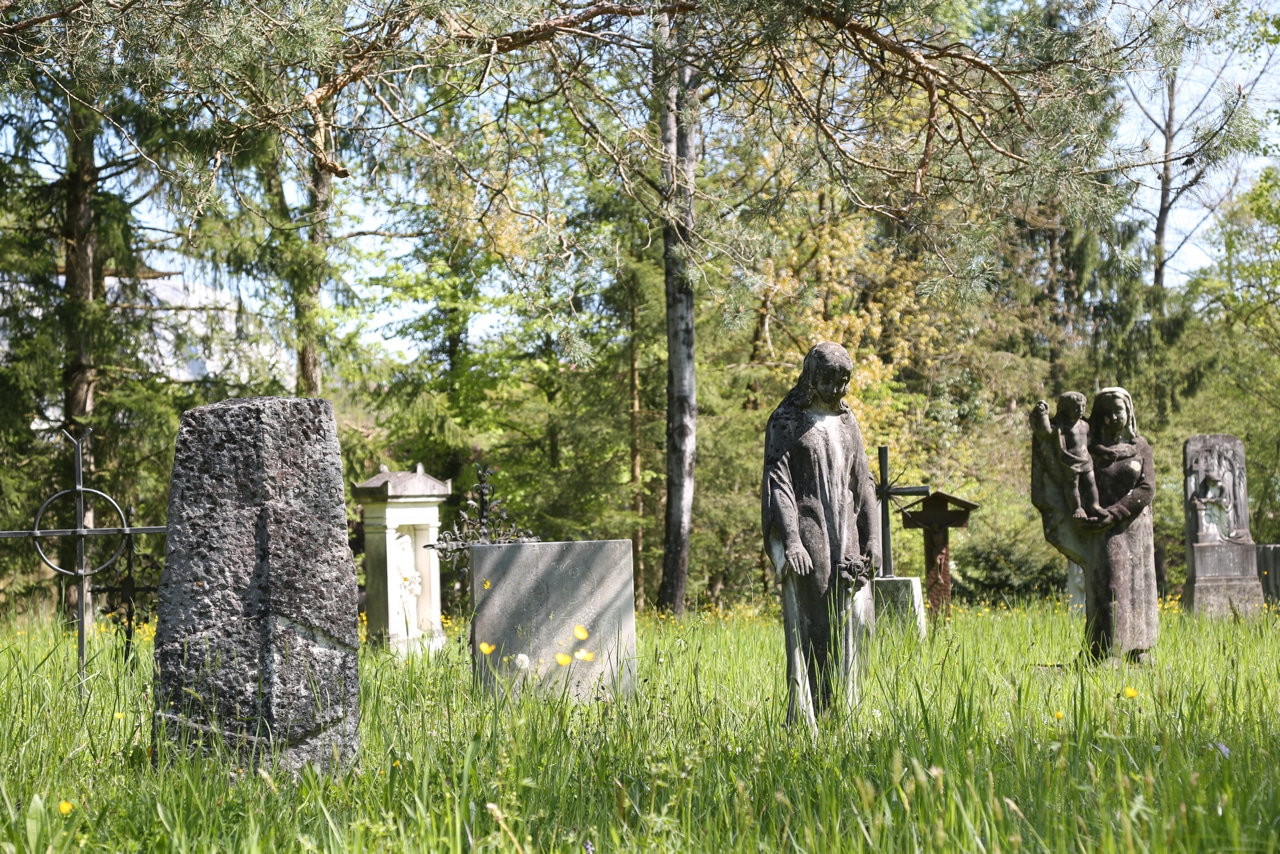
[1,0,1279,616]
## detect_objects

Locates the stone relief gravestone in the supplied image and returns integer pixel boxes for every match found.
[354,464,451,655]
[762,343,879,730]
[153,397,359,772]
[470,540,636,701]
[1182,434,1263,616]
[1030,388,1158,661]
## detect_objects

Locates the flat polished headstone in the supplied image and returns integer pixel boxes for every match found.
[470,540,635,701]
[153,397,359,771]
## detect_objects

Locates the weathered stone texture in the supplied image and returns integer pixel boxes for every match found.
[153,397,359,771]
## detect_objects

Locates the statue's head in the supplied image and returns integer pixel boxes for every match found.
[789,342,853,411]
[1090,387,1138,443]
[1055,392,1087,422]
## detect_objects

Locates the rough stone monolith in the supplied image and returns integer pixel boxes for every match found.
[153,397,359,772]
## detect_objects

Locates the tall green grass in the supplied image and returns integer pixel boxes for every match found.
[2,600,1279,852]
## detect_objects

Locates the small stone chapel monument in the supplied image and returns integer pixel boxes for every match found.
[1182,434,1264,616]
[354,464,451,654]
[153,398,359,771]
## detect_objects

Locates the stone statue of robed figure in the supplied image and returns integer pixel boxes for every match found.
[1030,387,1158,661]
[763,343,879,728]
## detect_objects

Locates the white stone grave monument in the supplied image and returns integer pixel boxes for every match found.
[354,464,451,654]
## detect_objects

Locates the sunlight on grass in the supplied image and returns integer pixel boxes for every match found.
[1,600,1278,851]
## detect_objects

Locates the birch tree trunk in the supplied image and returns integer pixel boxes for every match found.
[655,12,698,614]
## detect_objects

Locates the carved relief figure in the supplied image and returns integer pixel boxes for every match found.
[762,343,879,728]
[1030,387,1158,661]
[1187,444,1252,544]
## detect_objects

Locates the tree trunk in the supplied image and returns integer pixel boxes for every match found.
[630,285,645,611]
[296,152,331,397]
[61,94,99,624]
[655,13,698,614]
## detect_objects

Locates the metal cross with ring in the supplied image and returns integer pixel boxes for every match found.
[0,429,165,694]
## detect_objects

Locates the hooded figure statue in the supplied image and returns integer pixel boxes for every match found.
[762,342,880,728]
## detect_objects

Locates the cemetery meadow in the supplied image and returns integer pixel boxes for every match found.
[7,597,1280,851]
[8,0,1280,851]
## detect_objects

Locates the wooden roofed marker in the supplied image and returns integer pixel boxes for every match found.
[900,490,979,620]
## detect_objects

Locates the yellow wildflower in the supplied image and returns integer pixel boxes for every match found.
[555,653,572,666]
[483,579,491,590]
[574,649,595,662]
[1123,686,1138,699]
[59,801,73,816]
[479,642,496,655]
[1054,711,1064,721]
[114,712,124,720]
[574,625,589,640]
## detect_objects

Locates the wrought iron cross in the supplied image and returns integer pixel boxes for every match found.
[90,514,159,668]
[876,445,929,578]
[0,430,165,692]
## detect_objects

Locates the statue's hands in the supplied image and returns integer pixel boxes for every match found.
[1079,508,1116,531]
[786,544,813,576]
[838,556,872,588]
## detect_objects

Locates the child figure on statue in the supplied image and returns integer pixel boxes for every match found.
[1031,392,1104,520]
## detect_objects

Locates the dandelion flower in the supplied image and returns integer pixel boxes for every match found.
[555,653,572,666]
[58,801,73,816]
[1124,686,1138,699]
[479,642,496,655]
[1055,710,1064,720]
[574,625,589,640]
[574,649,595,662]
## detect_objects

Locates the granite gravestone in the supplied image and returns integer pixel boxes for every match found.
[153,398,359,771]
[1030,388,1158,661]
[470,540,636,701]
[1182,434,1264,616]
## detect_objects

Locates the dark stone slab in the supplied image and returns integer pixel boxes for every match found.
[470,540,635,701]
[153,397,359,772]
[1259,545,1280,603]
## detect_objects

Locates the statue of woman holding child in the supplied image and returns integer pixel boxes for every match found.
[1031,387,1158,661]
[1029,386,1162,660]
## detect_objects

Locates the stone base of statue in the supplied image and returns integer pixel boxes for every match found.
[1183,542,1263,617]
[873,576,926,640]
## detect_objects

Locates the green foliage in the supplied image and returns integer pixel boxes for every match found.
[5,605,1280,850]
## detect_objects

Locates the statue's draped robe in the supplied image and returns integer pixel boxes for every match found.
[763,400,879,727]
[1086,438,1158,657]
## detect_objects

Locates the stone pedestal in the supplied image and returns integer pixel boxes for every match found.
[471,540,636,701]
[354,464,451,655]
[154,397,359,772]
[1182,435,1264,617]
[872,576,926,640]
[1185,542,1263,616]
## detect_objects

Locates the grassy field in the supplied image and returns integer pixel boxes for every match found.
[2,599,1279,852]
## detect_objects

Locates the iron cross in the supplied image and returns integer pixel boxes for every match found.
[876,445,929,578]
[0,430,165,692]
